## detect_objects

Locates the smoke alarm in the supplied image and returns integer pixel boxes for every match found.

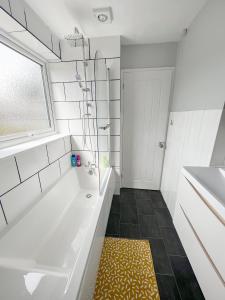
[93,7,113,24]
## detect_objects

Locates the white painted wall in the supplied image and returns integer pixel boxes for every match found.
[161,0,225,216]
[121,42,177,69]
[171,0,225,112]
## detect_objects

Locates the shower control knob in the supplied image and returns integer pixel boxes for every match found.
[159,142,166,149]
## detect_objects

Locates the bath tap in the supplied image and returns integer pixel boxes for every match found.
[86,161,96,175]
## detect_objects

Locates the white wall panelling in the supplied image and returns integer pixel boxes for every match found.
[161,109,222,216]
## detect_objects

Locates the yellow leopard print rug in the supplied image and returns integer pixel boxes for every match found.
[94,238,160,300]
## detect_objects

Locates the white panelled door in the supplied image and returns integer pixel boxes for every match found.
[122,68,173,190]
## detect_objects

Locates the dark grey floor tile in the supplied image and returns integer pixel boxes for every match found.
[110,195,120,214]
[161,228,186,256]
[106,213,120,236]
[170,256,205,300]
[120,204,138,224]
[120,223,140,239]
[120,188,136,206]
[156,274,181,300]
[134,189,152,200]
[154,208,173,228]
[136,199,154,215]
[149,238,173,275]
[151,191,167,208]
[139,214,161,238]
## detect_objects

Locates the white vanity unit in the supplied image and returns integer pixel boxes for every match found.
[174,167,225,300]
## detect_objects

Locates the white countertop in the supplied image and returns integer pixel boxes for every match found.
[182,166,225,222]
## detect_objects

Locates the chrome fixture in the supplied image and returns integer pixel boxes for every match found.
[159,142,166,149]
[65,27,96,166]
[98,123,110,130]
[86,194,93,198]
[86,161,96,175]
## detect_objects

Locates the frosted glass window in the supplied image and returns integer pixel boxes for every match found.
[0,41,50,136]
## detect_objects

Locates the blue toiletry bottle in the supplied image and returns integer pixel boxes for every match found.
[71,154,77,167]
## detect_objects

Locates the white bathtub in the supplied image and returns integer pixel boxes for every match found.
[0,167,114,300]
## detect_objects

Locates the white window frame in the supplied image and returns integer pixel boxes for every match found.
[0,30,56,149]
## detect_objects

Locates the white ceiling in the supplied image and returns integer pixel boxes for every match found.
[24,0,207,45]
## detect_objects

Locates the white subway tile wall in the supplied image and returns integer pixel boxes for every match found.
[15,145,49,181]
[46,138,65,163]
[0,0,61,60]
[39,160,61,192]
[0,157,21,195]
[49,36,121,194]
[1,175,41,223]
[0,136,72,228]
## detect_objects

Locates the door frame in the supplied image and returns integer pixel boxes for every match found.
[120,67,175,189]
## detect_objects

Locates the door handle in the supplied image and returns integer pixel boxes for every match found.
[159,142,166,149]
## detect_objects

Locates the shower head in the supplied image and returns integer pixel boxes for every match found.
[65,27,88,47]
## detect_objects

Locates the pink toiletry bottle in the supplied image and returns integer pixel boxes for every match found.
[76,155,81,167]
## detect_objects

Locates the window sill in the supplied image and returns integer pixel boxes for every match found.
[0,133,70,160]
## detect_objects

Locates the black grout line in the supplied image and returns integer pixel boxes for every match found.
[37,172,42,192]
[51,79,120,84]
[48,57,120,64]
[0,150,72,199]
[56,117,120,120]
[88,38,91,60]
[14,156,22,183]
[58,159,62,175]
[0,201,8,225]
[62,137,67,153]
[45,144,50,164]
[8,0,12,15]
[51,34,54,51]
[63,82,67,100]
[23,9,28,29]
[53,99,120,103]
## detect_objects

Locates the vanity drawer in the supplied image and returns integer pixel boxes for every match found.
[177,175,225,282]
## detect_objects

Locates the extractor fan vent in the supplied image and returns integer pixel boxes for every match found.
[93,7,113,24]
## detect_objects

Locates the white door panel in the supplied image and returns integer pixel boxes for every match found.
[122,69,173,190]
